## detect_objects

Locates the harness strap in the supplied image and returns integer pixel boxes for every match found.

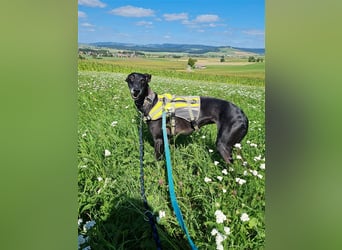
[187,98,199,130]
[162,111,198,250]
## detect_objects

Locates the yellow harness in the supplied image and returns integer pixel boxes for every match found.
[146,93,200,134]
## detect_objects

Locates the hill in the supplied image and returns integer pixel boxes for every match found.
[79,42,264,55]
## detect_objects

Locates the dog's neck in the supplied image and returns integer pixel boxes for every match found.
[135,87,157,116]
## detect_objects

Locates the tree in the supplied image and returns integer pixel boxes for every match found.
[248,56,256,62]
[187,58,197,69]
[220,56,225,62]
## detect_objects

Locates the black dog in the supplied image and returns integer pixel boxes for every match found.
[126,72,248,164]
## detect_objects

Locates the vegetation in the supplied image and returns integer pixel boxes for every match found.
[78,55,265,249]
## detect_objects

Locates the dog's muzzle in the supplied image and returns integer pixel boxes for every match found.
[131,89,141,99]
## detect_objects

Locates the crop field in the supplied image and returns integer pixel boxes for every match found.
[78,60,265,249]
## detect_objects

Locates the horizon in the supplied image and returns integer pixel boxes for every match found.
[78,0,265,49]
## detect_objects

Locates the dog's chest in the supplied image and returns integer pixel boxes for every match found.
[147,93,200,122]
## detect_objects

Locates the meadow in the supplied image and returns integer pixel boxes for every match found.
[78,58,265,249]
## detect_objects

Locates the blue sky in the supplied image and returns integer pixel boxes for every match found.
[78,0,264,48]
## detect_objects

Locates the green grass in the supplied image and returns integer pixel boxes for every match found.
[78,59,265,87]
[78,68,265,249]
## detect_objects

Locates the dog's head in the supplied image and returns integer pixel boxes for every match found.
[125,72,152,100]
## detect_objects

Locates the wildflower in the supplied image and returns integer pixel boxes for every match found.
[97,176,103,181]
[260,163,265,170]
[229,167,234,172]
[257,174,263,179]
[240,213,250,222]
[201,135,206,139]
[209,149,214,153]
[234,143,242,149]
[79,165,87,169]
[242,161,248,166]
[222,188,227,193]
[243,170,248,176]
[224,226,231,235]
[111,121,118,127]
[78,218,83,227]
[222,169,228,175]
[254,155,262,161]
[159,210,166,219]
[236,155,242,160]
[246,140,251,144]
[204,177,212,183]
[250,143,258,148]
[214,161,220,166]
[83,220,96,231]
[82,133,87,138]
[250,169,258,176]
[214,210,227,224]
[235,177,246,185]
[217,176,223,181]
[104,149,111,157]
[211,228,219,236]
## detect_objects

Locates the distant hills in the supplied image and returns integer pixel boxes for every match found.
[79,42,265,55]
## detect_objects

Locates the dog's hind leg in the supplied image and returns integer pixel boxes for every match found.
[216,120,248,164]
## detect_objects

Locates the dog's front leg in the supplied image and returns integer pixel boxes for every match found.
[153,137,164,160]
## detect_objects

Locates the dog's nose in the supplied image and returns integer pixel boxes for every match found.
[131,89,140,98]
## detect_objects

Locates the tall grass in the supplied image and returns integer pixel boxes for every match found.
[78,70,265,249]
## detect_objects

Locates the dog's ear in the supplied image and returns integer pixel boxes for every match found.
[144,73,152,83]
[125,73,135,83]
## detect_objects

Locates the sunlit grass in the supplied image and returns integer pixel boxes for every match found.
[78,71,265,249]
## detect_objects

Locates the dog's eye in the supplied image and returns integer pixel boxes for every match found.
[140,79,145,84]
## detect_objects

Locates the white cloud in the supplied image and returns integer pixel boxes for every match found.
[163,13,188,21]
[242,29,265,36]
[81,22,95,28]
[78,11,87,18]
[135,21,153,28]
[109,5,155,17]
[78,0,106,8]
[194,14,219,23]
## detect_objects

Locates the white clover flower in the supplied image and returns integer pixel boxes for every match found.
[83,220,96,231]
[217,176,223,181]
[240,213,250,222]
[260,163,265,170]
[224,226,231,235]
[211,228,219,236]
[222,188,227,193]
[235,177,246,185]
[242,161,248,166]
[250,169,258,176]
[97,176,103,181]
[82,133,87,138]
[254,155,262,161]
[250,143,258,148]
[159,210,166,219]
[214,210,227,224]
[243,170,248,176]
[214,161,220,166]
[104,149,111,157]
[111,121,118,127]
[234,143,242,149]
[209,149,214,153]
[204,177,212,183]
[229,167,234,172]
[201,135,206,139]
[257,174,263,179]
[246,140,251,144]
[236,155,242,160]
[222,169,228,175]
[78,218,83,227]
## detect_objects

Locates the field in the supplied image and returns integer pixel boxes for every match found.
[78,58,265,249]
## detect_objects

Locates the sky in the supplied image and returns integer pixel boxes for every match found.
[78,0,264,48]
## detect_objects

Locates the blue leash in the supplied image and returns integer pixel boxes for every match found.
[162,111,198,250]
